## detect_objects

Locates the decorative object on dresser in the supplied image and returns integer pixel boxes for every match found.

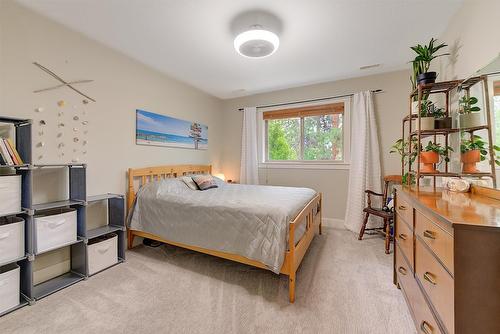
[394,186,500,334]
[0,115,125,318]
[358,174,402,254]
[127,164,322,303]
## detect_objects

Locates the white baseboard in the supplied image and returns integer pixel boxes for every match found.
[322,218,345,228]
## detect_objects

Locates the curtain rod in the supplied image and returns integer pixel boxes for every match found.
[237,89,383,111]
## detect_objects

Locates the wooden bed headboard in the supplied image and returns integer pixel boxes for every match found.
[127,164,212,210]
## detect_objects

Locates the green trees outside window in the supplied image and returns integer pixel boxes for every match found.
[267,113,343,161]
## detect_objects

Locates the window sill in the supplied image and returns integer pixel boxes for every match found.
[259,162,350,170]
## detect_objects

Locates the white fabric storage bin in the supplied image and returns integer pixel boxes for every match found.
[0,263,20,314]
[88,234,118,275]
[0,217,24,265]
[34,208,77,254]
[0,175,21,216]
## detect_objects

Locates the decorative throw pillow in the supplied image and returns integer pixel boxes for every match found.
[181,176,199,190]
[192,175,218,191]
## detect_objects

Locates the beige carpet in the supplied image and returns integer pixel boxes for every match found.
[0,227,415,334]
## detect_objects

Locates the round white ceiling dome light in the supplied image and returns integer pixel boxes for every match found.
[234,25,280,58]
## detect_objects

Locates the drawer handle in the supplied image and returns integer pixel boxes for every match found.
[398,233,407,241]
[423,272,437,285]
[398,266,407,275]
[0,232,10,240]
[423,230,436,239]
[97,245,111,254]
[398,205,407,211]
[47,219,66,229]
[420,321,433,334]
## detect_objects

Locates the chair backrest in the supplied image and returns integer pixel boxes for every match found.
[383,175,403,204]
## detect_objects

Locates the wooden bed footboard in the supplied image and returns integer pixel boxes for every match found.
[126,164,322,303]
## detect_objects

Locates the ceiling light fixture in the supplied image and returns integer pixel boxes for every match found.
[234,25,279,58]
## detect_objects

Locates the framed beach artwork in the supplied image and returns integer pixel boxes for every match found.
[136,109,208,150]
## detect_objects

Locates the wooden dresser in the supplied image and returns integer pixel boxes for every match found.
[394,186,500,334]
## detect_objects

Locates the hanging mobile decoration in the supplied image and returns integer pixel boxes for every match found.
[58,111,64,117]
[35,107,44,113]
[58,143,65,149]
[83,99,89,104]
[38,130,44,136]
[73,127,79,132]
[81,120,88,126]
[37,142,45,148]
[57,100,65,107]
[39,120,46,126]
[32,62,95,102]
[57,133,63,138]
[58,122,65,128]
[73,116,79,121]
[73,137,79,143]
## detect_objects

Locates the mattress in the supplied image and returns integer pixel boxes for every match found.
[128,178,317,273]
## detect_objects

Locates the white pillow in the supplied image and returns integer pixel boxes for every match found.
[181,176,198,190]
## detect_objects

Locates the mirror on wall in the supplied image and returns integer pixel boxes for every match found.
[459,54,500,189]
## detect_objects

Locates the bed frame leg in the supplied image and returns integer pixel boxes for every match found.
[289,273,296,303]
[127,229,135,249]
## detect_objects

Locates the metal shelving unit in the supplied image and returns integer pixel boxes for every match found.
[403,77,497,187]
[0,116,125,317]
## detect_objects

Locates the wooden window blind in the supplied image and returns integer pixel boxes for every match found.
[494,80,500,96]
[262,102,344,120]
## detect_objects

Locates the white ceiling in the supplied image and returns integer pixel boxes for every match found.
[17,0,464,99]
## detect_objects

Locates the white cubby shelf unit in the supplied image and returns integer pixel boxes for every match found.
[0,116,125,317]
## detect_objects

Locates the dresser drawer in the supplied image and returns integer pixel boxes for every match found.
[396,194,413,225]
[395,213,413,270]
[415,211,453,275]
[415,239,454,334]
[396,246,442,334]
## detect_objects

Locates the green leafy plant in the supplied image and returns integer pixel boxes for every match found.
[422,141,453,162]
[461,134,500,166]
[458,96,481,114]
[390,137,419,165]
[409,38,449,96]
[419,100,445,118]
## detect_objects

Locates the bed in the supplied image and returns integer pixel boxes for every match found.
[126,164,322,302]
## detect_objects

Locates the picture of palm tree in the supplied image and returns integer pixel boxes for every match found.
[136,109,208,150]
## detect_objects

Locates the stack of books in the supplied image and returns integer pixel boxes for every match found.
[0,138,24,166]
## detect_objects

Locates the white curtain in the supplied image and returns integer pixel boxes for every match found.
[240,107,259,184]
[344,91,382,233]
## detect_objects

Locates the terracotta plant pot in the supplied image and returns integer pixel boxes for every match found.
[461,150,481,173]
[420,151,439,173]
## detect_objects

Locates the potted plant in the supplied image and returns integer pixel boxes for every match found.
[418,100,447,130]
[460,134,500,173]
[420,141,453,173]
[390,138,418,185]
[410,38,449,86]
[431,104,452,129]
[458,96,482,128]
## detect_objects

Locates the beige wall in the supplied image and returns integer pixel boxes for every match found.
[221,70,410,220]
[0,1,223,280]
[436,0,500,80]
[0,1,224,200]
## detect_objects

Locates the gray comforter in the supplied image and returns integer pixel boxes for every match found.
[128,178,317,273]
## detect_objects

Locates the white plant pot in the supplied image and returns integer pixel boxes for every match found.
[459,113,482,128]
[418,117,435,130]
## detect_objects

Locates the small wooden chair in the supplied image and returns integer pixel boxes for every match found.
[358,175,402,254]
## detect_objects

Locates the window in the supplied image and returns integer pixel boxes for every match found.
[262,100,348,164]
